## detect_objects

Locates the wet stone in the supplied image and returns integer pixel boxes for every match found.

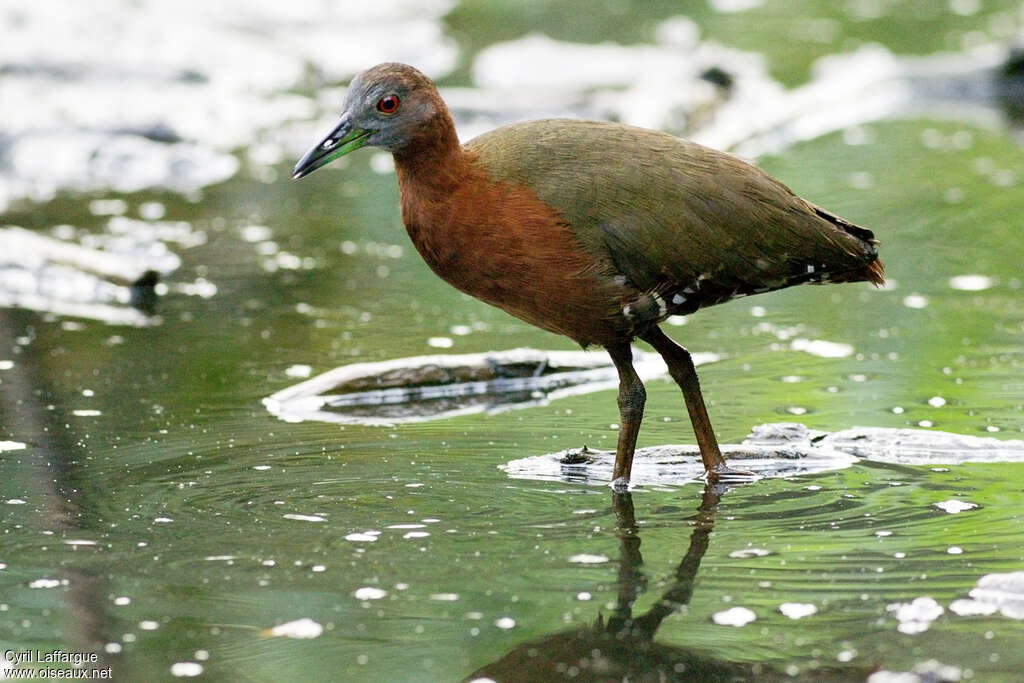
[0,223,189,325]
[503,436,855,487]
[504,422,1024,486]
[264,348,713,426]
[820,427,1024,465]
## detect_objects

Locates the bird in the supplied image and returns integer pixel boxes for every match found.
[293,62,883,488]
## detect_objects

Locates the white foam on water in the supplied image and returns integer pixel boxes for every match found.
[354,586,387,600]
[170,662,203,677]
[950,571,1024,620]
[711,606,757,627]
[934,500,977,514]
[284,364,312,378]
[282,513,325,522]
[494,617,516,629]
[779,602,817,619]
[949,274,993,291]
[267,617,324,639]
[886,597,944,634]
[790,338,855,358]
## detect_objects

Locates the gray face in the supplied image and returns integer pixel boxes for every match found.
[343,68,439,152]
[292,63,442,179]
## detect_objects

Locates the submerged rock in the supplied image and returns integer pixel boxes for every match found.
[264,348,718,426]
[503,422,1024,486]
[819,425,1024,465]
[468,28,1023,160]
[503,423,857,486]
[467,27,770,138]
[0,219,211,325]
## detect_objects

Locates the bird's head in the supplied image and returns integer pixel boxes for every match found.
[292,63,444,179]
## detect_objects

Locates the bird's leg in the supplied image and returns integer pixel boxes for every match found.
[606,342,646,489]
[604,492,646,638]
[640,326,745,480]
[627,481,721,639]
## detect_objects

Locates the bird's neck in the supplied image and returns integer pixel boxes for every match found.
[393,112,468,202]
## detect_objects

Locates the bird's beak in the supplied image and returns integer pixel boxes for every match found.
[292,115,372,179]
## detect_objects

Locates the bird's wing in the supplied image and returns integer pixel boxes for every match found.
[467,119,880,308]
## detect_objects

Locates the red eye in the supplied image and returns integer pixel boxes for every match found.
[377,94,400,114]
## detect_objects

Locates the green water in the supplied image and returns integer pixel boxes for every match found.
[3,2,1024,682]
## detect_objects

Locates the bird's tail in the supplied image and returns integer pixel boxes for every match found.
[811,205,885,287]
[863,257,885,286]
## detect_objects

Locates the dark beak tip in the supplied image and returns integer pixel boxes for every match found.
[291,154,314,180]
[291,117,365,181]
[292,156,317,180]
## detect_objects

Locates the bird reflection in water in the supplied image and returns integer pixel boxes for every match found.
[465,483,869,682]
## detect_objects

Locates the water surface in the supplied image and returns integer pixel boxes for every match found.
[2,1,1024,681]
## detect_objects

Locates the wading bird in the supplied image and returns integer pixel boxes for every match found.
[293,63,883,488]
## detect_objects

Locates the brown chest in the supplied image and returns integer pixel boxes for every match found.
[398,171,632,347]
